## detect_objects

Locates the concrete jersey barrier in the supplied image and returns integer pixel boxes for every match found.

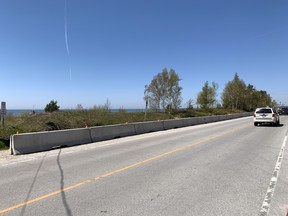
[10,128,92,155]
[90,124,136,142]
[10,112,252,155]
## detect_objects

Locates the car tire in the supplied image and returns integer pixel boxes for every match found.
[254,122,258,126]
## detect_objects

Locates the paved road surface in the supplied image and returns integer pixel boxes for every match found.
[0,116,287,216]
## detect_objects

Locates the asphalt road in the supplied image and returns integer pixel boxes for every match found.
[0,116,287,216]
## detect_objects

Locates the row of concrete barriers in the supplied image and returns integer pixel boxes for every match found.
[10,113,252,155]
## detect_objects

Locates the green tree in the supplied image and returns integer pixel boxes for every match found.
[44,100,60,113]
[196,81,218,109]
[244,85,276,110]
[257,90,273,107]
[222,73,276,110]
[221,73,246,110]
[144,68,182,112]
[244,84,258,111]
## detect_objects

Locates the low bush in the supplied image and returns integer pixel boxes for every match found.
[0,140,9,150]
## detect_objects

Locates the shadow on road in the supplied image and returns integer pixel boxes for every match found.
[20,153,47,216]
[57,149,73,216]
[256,123,284,127]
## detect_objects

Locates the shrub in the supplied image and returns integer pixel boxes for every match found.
[44,100,60,113]
[0,139,9,150]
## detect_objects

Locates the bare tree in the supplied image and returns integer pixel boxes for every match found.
[144,68,182,112]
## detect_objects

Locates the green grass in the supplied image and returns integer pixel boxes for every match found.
[0,108,244,150]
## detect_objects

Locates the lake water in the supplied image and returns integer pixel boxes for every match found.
[6,110,43,116]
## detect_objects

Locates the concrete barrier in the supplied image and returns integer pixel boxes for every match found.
[133,121,164,134]
[90,124,136,142]
[10,112,252,155]
[182,117,199,127]
[163,119,184,130]
[10,128,92,155]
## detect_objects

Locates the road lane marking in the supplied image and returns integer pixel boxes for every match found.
[259,135,287,216]
[0,124,250,214]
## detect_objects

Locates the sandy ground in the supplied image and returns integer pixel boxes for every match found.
[0,149,12,160]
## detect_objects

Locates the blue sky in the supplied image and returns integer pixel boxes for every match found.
[1,0,287,109]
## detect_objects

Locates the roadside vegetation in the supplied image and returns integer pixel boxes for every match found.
[0,108,244,150]
[0,70,278,151]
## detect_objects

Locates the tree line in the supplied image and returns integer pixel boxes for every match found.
[144,68,276,112]
[44,68,276,113]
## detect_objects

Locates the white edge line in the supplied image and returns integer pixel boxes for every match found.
[259,135,287,216]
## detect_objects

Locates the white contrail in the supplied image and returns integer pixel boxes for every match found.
[64,1,69,56]
[64,0,72,81]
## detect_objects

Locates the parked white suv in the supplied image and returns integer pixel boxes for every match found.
[253,107,280,126]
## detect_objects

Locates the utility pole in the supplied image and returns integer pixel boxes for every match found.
[1,102,6,129]
[144,99,148,121]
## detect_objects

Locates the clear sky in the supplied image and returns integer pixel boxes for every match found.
[1,0,287,110]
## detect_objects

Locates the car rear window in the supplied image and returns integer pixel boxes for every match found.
[256,109,272,114]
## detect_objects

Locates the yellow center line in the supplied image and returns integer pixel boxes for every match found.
[0,124,249,214]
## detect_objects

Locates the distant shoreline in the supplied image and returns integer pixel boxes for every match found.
[6,109,145,116]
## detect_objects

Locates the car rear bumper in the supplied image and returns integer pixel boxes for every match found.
[254,119,277,124]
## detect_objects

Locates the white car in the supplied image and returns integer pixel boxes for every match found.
[253,107,280,126]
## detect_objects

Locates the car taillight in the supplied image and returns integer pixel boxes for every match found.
[253,114,256,117]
